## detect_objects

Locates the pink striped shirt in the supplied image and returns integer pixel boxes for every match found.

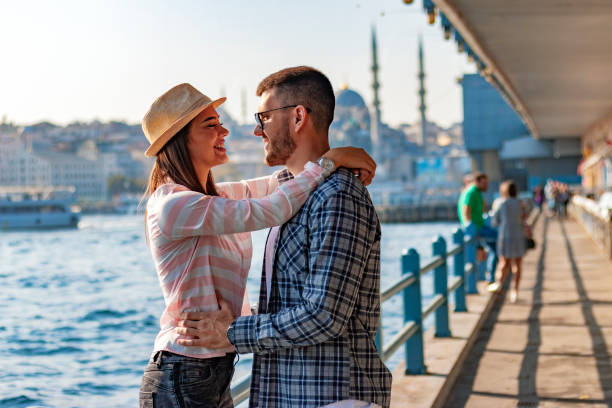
[145,162,328,358]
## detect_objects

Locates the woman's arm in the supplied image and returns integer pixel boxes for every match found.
[489,201,501,228]
[215,146,377,200]
[151,162,329,239]
[216,174,279,199]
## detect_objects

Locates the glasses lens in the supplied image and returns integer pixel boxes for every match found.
[254,113,262,129]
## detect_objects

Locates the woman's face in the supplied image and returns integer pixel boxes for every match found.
[187,106,229,171]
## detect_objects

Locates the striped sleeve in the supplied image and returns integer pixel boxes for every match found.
[216,172,280,199]
[152,162,328,239]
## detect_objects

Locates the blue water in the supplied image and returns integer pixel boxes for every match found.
[0,215,458,407]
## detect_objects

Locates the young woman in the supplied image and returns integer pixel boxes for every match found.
[138,83,375,408]
[490,180,526,303]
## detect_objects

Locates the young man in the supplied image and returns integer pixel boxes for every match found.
[459,172,499,284]
[177,66,392,407]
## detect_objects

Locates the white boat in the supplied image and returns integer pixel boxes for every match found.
[0,186,80,230]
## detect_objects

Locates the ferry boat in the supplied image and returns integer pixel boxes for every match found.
[0,186,80,230]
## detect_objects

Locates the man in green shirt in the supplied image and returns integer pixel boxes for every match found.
[458,172,498,282]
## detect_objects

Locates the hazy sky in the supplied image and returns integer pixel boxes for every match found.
[0,0,475,128]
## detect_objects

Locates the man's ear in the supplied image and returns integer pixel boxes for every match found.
[294,105,308,133]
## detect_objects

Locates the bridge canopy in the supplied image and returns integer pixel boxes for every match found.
[435,0,612,139]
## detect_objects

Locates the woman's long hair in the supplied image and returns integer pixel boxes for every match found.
[144,121,219,199]
[499,180,517,198]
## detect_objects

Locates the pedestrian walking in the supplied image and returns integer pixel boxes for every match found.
[490,180,526,303]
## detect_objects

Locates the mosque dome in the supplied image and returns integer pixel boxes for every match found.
[336,87,368,110]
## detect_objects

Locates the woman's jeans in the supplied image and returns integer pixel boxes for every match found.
[139,351,236,408]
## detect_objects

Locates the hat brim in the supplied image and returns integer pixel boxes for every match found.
[144,96,226,157]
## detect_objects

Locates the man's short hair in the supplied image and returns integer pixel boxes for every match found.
[256,66,335,132]
[473,172,488,183]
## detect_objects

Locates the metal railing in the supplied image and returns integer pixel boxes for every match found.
[373,228,478,373]
[569,195,612,259]
[231,209,541,404]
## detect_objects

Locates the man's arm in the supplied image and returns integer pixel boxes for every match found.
[462,204,472,223]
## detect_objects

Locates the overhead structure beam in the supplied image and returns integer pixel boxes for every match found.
[432,0,540,138]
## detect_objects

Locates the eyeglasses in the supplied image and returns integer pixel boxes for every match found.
[254,105,310,130]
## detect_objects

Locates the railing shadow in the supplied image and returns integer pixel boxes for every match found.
[441,277,508,407]
[517,214,549,406]
[560,219,612,407]
[442,215,548,408]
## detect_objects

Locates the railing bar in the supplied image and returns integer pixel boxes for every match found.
[446,245,462,257]
[381,273,417,303]
[420,256,444,276]
[422,294,445,320]
[231,375,251,405]
[448,276,463,294]
[381,321,419,362]
[464,236,477,246]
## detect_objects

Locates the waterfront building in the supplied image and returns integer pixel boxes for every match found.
[0,141,51,186]
[415,153,471,188]
[0,137,111,202]
[33,151,109,201]
[462,74,581,191]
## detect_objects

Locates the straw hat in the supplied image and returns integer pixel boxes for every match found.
[142,83,226,157]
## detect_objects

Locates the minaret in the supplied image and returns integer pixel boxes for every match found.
[418,36,427,146]
[371,26,381,125]
[370,25,381,160]
[241,87,247,124]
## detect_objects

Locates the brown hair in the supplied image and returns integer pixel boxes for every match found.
[500,180,517,198]
[256,66,335,132]
[144,122,218,197]
[473,172,487,183]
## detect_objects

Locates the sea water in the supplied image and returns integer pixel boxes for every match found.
[0,215,458,407]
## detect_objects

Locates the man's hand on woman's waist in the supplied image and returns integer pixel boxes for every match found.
[176,300,235,349]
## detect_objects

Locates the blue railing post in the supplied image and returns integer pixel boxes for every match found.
[464,234,478,294]
[403,248,426,374]
[433,236,451,337]
[452,228,467,312]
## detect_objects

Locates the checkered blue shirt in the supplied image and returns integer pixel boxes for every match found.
[228,168,392,408]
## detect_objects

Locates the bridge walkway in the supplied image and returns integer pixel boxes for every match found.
[444,217,612,407]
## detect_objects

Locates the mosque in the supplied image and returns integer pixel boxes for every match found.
[328,27,466,185]
[330,85,372,154]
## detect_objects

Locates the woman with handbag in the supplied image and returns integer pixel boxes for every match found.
[490,180,526,303]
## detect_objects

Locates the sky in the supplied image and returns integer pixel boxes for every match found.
[0,0,475,128]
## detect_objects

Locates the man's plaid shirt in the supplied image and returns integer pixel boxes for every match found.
[228,168,392,408]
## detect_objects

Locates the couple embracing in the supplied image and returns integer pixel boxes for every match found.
[139,66,392,408]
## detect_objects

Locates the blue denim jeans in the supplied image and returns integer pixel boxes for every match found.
[464,224,498,282]
[478,226,498,282]
[139,351,236,408]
